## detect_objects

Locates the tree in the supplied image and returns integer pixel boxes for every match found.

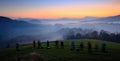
[75,33,82,39]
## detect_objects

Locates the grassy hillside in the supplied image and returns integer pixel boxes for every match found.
[0,39,120,61]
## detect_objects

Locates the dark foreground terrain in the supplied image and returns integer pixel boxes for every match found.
[0,39,120,61]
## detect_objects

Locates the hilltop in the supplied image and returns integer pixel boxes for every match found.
[0,39,120,61]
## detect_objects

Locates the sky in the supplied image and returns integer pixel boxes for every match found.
[0,0,120,18]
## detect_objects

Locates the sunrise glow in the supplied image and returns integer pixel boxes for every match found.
[0,0,120,18]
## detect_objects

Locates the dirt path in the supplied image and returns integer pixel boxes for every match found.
[17,51,44,61]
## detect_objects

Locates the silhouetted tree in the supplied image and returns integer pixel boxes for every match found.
[91,31,99,39]
[75,33,82,39]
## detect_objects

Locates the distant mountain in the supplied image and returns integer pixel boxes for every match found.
[80,16,99,21]
[77,15,120,25]
[17,15,120,25]
[0,16,36,28]
[17,18,43,24]
[100,15,120,22]
[0,16,63,41]
[0,16,13,22]
[0,16,44,41]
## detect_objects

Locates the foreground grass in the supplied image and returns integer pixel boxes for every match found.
[0,39,120,61]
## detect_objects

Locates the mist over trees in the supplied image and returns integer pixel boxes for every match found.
[0,15,120,49]
[64,29,120,43]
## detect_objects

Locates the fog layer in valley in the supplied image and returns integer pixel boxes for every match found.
[0,15,120,49]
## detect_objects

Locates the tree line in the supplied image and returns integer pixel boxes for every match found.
[64,30,120,43]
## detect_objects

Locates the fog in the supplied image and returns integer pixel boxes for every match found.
[25,18,120,33]
[0,16,120,50]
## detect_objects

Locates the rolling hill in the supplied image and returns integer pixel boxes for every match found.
[0,39,120,61]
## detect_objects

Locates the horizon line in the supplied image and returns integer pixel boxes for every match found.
[0,14,120,19]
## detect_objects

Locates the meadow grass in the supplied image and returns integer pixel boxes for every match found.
[0,39,120,61]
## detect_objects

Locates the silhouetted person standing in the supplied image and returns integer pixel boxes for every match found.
[87,41,92,53]
[60,41,64,48]
[47,40,50,49]
[80,42,84,51]
[55,40,59,48]
[33,40,36,48]
[95,44,99,52]
[16,43,20,51]
[37,40,41,49]
[101,42,106,52]
[71,41,75,50]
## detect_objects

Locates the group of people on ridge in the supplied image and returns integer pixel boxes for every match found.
[70,40,107,53]
[15,40,107,53]
[32,40,64,49]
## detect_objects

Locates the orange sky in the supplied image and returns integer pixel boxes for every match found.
[37,4,120,18]
[0,0,120,18]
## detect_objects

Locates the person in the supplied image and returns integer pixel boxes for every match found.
[71,40,75,50]
[33,40,36,48]
[80,42,84,51]
[55,40,59,48]
[87,41,92,53]
[101,42,106,52]
[46,40,50,49]
[37,40,41,49]
[60,41,64,48]
[16,43,20,51]
[95,44,99,52]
